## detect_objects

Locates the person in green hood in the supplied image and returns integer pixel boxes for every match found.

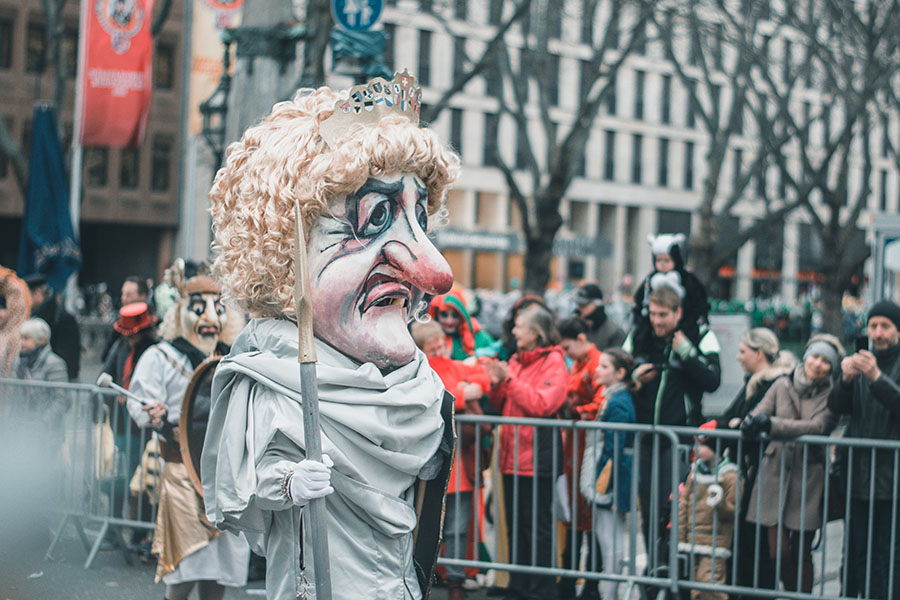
[429,289,496,361]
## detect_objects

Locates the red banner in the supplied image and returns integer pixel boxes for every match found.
[78,0,154,148]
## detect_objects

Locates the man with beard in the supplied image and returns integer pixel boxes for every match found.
[127,271,249,600]
[829,301,900,600]
[202,71,457,599]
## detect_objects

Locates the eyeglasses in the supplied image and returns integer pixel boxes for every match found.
[437,310,459,319]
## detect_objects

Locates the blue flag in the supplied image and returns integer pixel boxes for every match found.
[18,105,81,291]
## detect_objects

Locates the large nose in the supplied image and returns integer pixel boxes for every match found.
[381,228,453,295]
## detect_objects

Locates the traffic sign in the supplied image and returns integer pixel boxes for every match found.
[332,0,383,31]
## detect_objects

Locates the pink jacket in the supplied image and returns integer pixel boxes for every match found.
[488,346,568,476]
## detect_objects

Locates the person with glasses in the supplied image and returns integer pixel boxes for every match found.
[430,289,495,361]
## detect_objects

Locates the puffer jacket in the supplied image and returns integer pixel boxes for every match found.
[580,384,635,511]
[488,346,568,477]
[677,458,738,557]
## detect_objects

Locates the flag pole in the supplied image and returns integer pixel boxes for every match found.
[66,0,89,310]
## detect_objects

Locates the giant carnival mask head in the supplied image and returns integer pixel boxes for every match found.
[209,71,458,371]
[179,276,227,356]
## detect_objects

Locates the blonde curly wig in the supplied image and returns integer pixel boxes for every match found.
[209,86,460,318]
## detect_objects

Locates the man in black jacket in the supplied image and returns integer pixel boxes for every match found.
[25,275,81,381]
[624,286,721,581]
[574,282,627,350]
[829,300,900,600]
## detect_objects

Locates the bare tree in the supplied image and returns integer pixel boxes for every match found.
[760,0,900,334]
[654,1,804,297]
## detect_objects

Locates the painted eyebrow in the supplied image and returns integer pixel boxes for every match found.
[349,178,405,202]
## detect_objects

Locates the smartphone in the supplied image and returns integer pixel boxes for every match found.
[855,335,870,352]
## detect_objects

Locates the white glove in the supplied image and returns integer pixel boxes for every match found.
[289,454,334,506]
[705,483,723,507]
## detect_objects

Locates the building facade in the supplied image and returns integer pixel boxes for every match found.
[378,0,892,303]
[0,0,182,290]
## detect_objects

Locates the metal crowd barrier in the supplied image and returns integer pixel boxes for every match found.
[0,378,160,569]
[442,414,900,600]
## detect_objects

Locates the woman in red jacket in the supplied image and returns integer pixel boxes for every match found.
[486,304,568,600]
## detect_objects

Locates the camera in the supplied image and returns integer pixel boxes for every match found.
[855,335,870,353]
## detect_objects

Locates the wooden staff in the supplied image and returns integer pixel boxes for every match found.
[294,201,332,600]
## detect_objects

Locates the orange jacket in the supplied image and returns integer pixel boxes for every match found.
[427,355,491,494]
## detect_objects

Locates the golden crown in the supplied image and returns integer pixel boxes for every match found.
[318,70,422,148]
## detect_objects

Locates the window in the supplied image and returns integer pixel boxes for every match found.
[26,22,46,73]
[607,19,619,49]
[580,60,593,98]
[489,0,503,25]
[0,17,12,69]
[454,0,467,20]
[632,20,646,54]
[545,122,557,168]
[804,44,814,88]
[154,41,175,89]
[733,148,743,191]
[658,138,669,186]
[483,113,499,166]
[634,70,644,120]
[547,5,562,39]
[823,104,831,142]
[605,78,616,115]
[514,126,530,170]
[688,24,701,66]
[417,31,431,87]
[62,27,77,78]
[712,24,723,71]
[660,74,671,124]
[684,141,694,189]
[662,11,674,60]
[450,109,463,158]
[384,24,395,70]
[603,130,615,181]
[777,155,786,199]
[883,122,891,158]
[686,95,696,128]
[881,170,889,212]
[761,35,771,63]
[547,54,560,106]
[581,0,593,44]
[631,134,642,184]
[119,148,139,189]
[453,36,466,81]
[151,137,172,192]
[418,0,432,11]
[802,102,811,145]
[0,119,10,178]
[710,84,721,119]
[782,39,792,83]
[85,147,108,187]
[484,61,502,98]
[757,160,767,197]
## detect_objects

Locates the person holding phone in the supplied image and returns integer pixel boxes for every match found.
[829,300,900,600]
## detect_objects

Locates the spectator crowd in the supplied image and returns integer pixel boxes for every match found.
[2,230,900,600]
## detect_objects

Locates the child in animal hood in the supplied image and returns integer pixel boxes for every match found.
[677,421,738,600]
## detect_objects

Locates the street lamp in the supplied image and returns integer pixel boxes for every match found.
[199,39,233,173]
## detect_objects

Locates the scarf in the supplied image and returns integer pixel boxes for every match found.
[791,364,829,398]
[203,317,446,536]
[873,341,900,367]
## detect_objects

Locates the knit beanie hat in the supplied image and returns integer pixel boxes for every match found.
[868,300,900,331]
[804,340,839,373]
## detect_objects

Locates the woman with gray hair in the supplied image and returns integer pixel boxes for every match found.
[741,333,842,594]
[16,318,69,420]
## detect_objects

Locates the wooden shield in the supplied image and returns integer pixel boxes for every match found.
[178,356,220,496]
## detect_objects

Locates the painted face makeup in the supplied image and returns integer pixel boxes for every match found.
[306,173,453,370]
[180,292,227,356]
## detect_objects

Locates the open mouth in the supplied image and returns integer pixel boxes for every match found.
[197,325,219,336]
[360,275,413,314]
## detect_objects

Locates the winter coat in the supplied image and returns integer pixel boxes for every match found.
[427,355,491,494]
[678,458,738,557]
[32,295,81,381]
[580,384,635,511]
[631,267,709,353]
[828,342,900,500]
[584,310,627,351]
[12,344,69,430]
[429,291,495,360]
[624,328,721,428]
[746,368,837,531]
[563,344,603,531]
[488,346,568,477]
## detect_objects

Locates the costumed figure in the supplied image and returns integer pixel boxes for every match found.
[0,266,30,381]
[631,233,709,358]
[429,289,496,361]
[202,70,459,600]
[126,262,249,600]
